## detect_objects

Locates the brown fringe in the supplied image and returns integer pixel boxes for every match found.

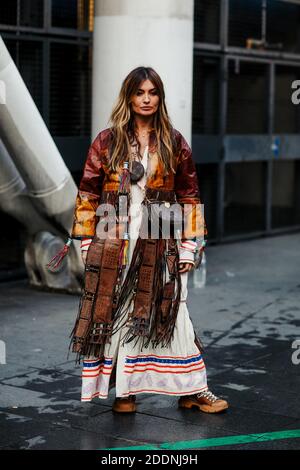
[110,237,184,351]
[67,233,123,365]
[67,287,85,365]
[69,320,114,365]
[110,237,147,334]
[115,237,145,315]
[140,238,180,348]
[120,239,166,348]
[142,238,167,348]
[151,249,182,348]
[123,318,151,340]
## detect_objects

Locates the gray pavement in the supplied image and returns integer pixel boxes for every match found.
[0,232,299,450]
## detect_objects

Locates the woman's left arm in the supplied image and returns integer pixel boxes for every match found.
[174,132,208,271]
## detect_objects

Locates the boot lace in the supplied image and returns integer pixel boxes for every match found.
[196,390,219,403]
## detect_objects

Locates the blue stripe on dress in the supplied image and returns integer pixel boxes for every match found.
[83,359,113,368]
[125,355,203,365]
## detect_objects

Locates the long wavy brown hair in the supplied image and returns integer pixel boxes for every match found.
[107,66,178,176]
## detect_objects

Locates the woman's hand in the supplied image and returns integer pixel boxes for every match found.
[178,262,194,274]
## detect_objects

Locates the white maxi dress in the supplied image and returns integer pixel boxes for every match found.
[80,146,208,401]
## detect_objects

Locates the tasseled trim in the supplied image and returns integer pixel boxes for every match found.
[67,235,125,365]
[118,161,131,194]
[116,238,182,350]
[46,237,73,271]
[110,237,147,336]
[67,292,85,365]
[151,248,182,348]
[124,318,151,341]
[139,238,166,348]
[116,237,155,346]
[68,316,114,366]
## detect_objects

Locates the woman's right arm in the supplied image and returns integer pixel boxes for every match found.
[71,133,105,244]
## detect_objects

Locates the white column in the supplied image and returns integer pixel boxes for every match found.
[92,0,194,144]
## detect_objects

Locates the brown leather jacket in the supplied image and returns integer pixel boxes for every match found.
[71,127,207,242]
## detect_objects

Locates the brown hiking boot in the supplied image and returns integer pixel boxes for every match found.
[112,395,137,413]
[178,390,229,413]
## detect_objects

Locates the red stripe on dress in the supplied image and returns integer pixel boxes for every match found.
[82,371,111,377]
[121,385,209,396]
[125,360,204,370]
[124,365,206,374]
[82,365,113,373]
[82,366,113,374]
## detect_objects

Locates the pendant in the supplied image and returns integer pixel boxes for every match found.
[130,160,145,183]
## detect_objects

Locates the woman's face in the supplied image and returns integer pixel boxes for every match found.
[130,79,160,117]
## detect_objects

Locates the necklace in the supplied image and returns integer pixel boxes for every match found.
[128,142,146,182]
[134,127,155,138]
[132,127,154,161]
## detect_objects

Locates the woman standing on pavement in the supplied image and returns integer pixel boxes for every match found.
[68,66,228,414]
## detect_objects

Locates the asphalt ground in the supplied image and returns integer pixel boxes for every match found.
[0,232,299,450]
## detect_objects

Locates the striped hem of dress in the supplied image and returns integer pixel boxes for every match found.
[120,385,209,397]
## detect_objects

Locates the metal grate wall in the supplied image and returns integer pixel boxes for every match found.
[227,61,269,134]
[193,0,300,242]
[192,55,220,134]
[20,0,44,27]
[228,0,262,48]
[267,0,300,53]
[224,162,265,235]
[194,0,220,44]
[50,42,92,136]
[0,1,18,25]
